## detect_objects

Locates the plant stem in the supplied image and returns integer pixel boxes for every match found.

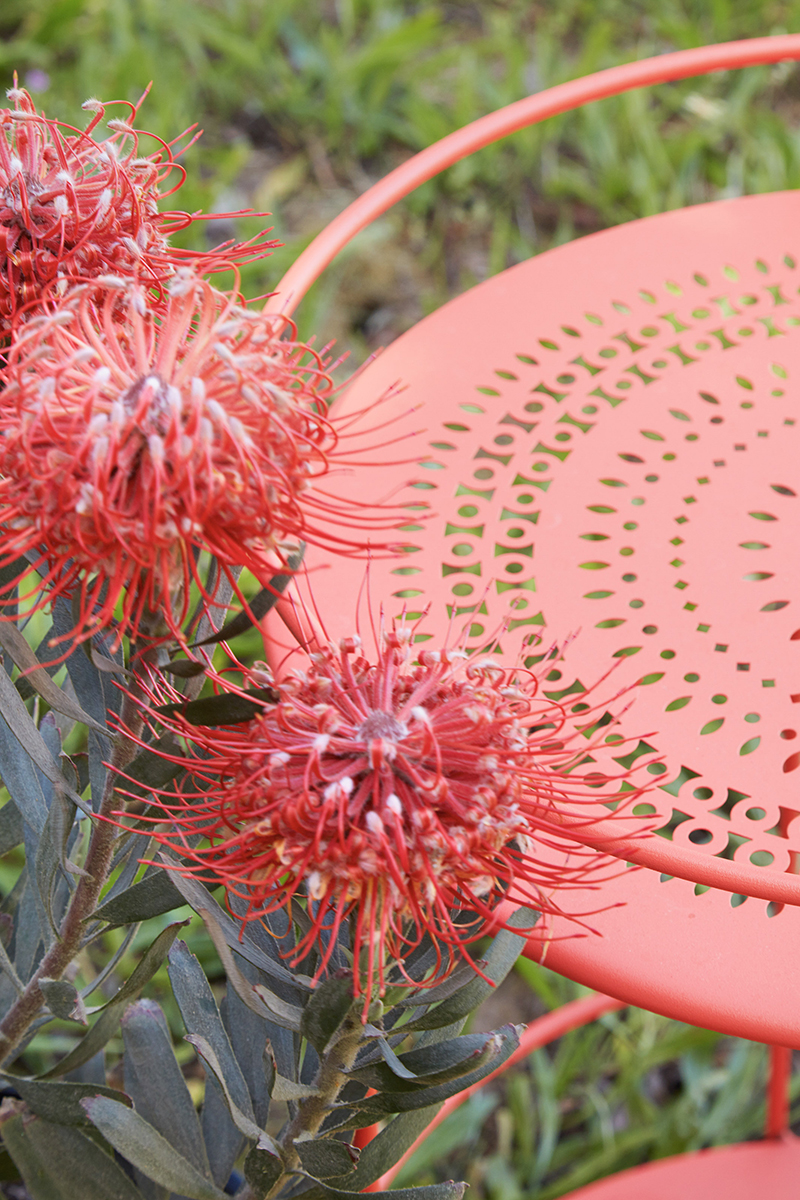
[0,625,161,1066]
[262,1013,367,1200]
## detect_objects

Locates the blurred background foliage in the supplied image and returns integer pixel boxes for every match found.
[2,0,800,1195]
[4,0,800,356]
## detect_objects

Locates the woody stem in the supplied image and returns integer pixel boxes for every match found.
[0,613,163,1066]
[258,1014,367,1200]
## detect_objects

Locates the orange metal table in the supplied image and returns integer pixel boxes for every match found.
[279,185,800,1045]
[265,36,800,1194]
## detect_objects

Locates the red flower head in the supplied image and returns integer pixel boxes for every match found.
[0,273,374,644]
[0,82,276,331]
[129,624,658,999]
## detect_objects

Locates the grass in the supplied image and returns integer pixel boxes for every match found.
[1,0,799,1194]
[5,0,800,353]
[396,958,800,1197]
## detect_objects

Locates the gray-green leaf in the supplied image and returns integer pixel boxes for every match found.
[81,1094,228,1200]
[93,870,187,927]
[400,908,538,1033]
[1,1078,131,1128]
[122,999,210,1178]
[43,922,186,1078]
[300,1183,467,1200]
[297,1138,359,1180]
[0,1103,142,1200]
[300,974,355,1054]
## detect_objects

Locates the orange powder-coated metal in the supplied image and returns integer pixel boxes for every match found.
[766,1045,793,1139]
[271,39,800,1043]
[557,1139,800,1198]
[286,190,800,1044]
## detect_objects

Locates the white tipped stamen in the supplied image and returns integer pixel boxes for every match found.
[366,811,384,837]
[96,188,112,215]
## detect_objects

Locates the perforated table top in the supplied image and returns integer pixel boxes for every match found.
[291,190,800,1044]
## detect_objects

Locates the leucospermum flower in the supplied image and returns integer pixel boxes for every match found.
[0,273,378,643]
[129,625,657,998]
[0,82,276,331]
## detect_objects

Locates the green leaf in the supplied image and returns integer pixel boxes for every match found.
[168,941,256,1128]
[93,869,187,927]
[0,1104,143,1200]
[300,974,355,1054]
[166,657,208,678]
[0,1077,131,1127]
[395,960,479,1007]
[354,1025,520,1116]
[191,549,304,648]
[350,1032,505,1092]
[35,789,76,936]
[334,1107,441,1189]
[0,662,89,816]
[186,1032,278,1151]
[0,620,107,733]
[401,908,538,1033]
[224,964,272,1128]
[301,1183,467,1200]
[120,735,186,799]
[0,800,23,856]
[0,931,24,997]
[43,922,186,1078]
[198,904,302,1031]
[52,597,121,732]
[161,858,309,995]
[374,1037,420,1081]
[12,869,45,986]
[0,713,49,835]
[244,1144,284,1197]
[155,687,279,726]
[297,1138,359,1180]
[39,978,84,1023]
[81,1094,228,1200]
[122,999,210,1179]
[271,1074,320,1102]
[329,1022,490,1187]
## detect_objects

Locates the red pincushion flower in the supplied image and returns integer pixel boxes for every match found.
[129,627,657,997]
[0,273,372,643]
[0,82,276,331]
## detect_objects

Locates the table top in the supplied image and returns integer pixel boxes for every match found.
[291,190,800,1044]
